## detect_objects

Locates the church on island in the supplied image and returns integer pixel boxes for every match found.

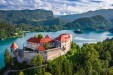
[10,34,72,64]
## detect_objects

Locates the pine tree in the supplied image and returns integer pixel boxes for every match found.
[4,49,11,67]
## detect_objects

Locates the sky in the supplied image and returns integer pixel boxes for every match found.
[0,0,113,15]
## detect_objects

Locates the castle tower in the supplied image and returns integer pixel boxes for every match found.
[45,35,50,38]
[10,42,18,57]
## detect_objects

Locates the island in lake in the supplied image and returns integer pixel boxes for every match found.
[74,29,83,34]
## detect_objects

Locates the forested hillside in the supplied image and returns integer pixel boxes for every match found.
[64,15,112,31]
[0,9,112,32]
[2,38,113,75]
[59,9,113,22]
[17,24,63,32]
[0,22,23,39]
[0,9,53,23]
[0,9,65,26]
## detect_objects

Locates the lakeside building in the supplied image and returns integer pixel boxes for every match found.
[10,34,72,63]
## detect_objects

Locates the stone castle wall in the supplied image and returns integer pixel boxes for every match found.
[43,46,71,61]
[45,47,61,61]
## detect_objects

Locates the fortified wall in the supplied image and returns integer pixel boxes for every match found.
[40,47,70,61]
[45,47,61,61]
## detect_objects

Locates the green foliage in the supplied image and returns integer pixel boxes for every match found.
[64,15,111,31]
[4,49,11,67]
[71,41,80,49]
[44,39,113,75]
[44,72,52,75]
[0,9,53,25]
[34,34,43,38]
[0,9,66,26]
[35,67,44,75]
[3,38,113,75]
[31,54,44,66]
[0,22,23,39]
[44,43,49,49]
[38,34,43,38]
[108,67,113,75]
[74,68,86,75]
[18,71,24,75]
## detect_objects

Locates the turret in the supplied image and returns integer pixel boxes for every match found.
[45,35,50,38]
[10,42,18,57]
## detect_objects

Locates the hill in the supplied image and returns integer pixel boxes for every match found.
[64,15,112,31]
[0,9,64,26]
[0,22,23,39]
[59,9,113,22]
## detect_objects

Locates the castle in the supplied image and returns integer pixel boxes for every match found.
[10,34,72,63]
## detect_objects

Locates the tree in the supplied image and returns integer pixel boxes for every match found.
[38,34,43,38]
[74,68,86,75]
[63,59,73,75]
[4,49,11,67]
[35,67,44,75]
[44,72,52,75]
[105,50,111,61]
[71,41,76,49]
[108,67,113,75]
[31,54,44,66]
[80,45,102,74]
[34,34,43,38]
[18,71,24,75]
[44,43,49,49]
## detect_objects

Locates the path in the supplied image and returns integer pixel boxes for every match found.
[3,65,44,75]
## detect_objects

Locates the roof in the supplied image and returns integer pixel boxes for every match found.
[55,34,70,42]
[45,35,50,38]
[10,42,18,50]
[27,36,52,43]
[38,45,45,51]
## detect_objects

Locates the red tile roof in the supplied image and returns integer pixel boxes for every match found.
[10,42,18,50]
[38,45,45,51]
[56,34,70,42]
[27,36,52,43]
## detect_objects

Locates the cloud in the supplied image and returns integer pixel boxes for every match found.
[0,0,113,15]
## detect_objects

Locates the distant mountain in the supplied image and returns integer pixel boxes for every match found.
[64,15,112,31]
[59,9,113,22]
[0,9,64,25]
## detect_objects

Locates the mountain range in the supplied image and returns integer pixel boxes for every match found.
[0,9,113,32]
[0,9,64,26]
[64,15,112,31]
[59,9,113,22]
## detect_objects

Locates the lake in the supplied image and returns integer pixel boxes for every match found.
[0,30,113,68]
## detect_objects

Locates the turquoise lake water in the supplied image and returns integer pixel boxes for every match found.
[0,30,113,68]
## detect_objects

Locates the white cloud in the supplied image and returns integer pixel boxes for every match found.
[0,0,113,15]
